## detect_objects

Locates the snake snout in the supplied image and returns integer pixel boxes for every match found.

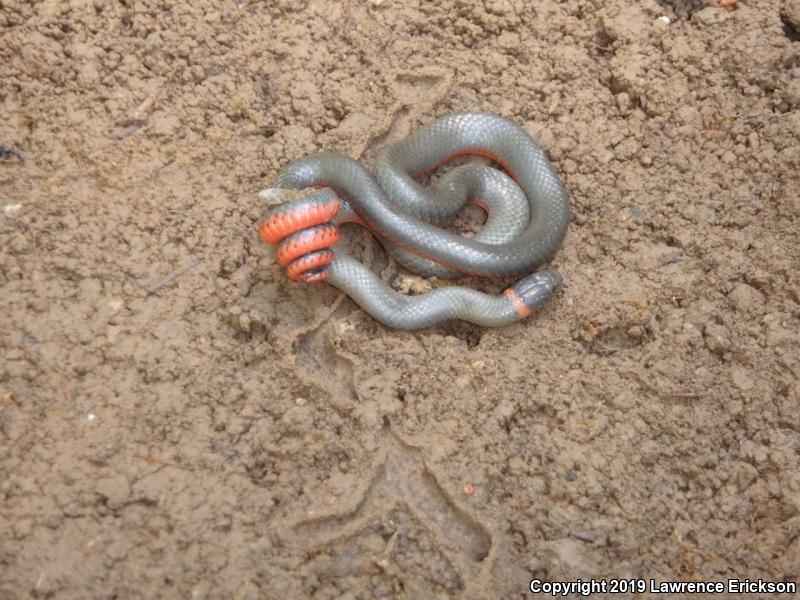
[258,188,341,282]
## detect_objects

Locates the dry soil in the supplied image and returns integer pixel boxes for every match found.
[1,0,799,598]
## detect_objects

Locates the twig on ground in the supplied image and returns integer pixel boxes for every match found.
[146,259,201,295]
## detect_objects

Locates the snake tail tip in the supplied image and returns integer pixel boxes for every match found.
[286,249,335,282]
[508,269,563,316]
[258,189,341,282]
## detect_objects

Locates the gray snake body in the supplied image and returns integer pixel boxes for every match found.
[258,112,569,330]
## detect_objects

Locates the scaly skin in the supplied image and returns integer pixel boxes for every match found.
[258,112,569,330]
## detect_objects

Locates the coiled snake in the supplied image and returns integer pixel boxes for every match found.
[258,112,569,330]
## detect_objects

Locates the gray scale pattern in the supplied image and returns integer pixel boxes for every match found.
[268,112,569,329]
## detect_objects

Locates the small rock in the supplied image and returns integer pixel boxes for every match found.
[96,474,132,507]
[782,0,800,37]
[728,283,764,314]
[570,530,595,543]
[733,461,758,491]
[740,440,769,465]
[615,92,631,114]
[75,323,95,345]
[640,440,659,466]
[281,405,312,432]
[676,105,703,128]
[661,251,680,265]
[150,112,181,137]
[781,78,800,108]
[609,391,637,411]
[13,518,33,539]
[77,61,100,86]
[601,5,650,42]
[107,539,131,561]
[731,367,754,392]
[497,31,521,51]
[703,323,730,356]
[763,313,797,348]
[627,325,644,339]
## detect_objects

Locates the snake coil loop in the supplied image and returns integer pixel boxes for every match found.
[258,188,342,282]
[256,112,570,330]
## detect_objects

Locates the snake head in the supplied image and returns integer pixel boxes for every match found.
[506,269,562,317]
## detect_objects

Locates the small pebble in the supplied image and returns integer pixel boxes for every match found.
[627,325,644,339]
[732,367,754,392]
[615,92,631,113]
[570,530,595,543]
[728,283,764,314]
[661,251,680,265]
[704,324,731,356]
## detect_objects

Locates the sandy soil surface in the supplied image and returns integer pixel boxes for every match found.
[2,0,799,598]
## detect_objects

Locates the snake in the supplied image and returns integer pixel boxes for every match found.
[257,112,570,330]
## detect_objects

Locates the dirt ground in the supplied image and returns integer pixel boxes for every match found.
[1,0,799,598]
